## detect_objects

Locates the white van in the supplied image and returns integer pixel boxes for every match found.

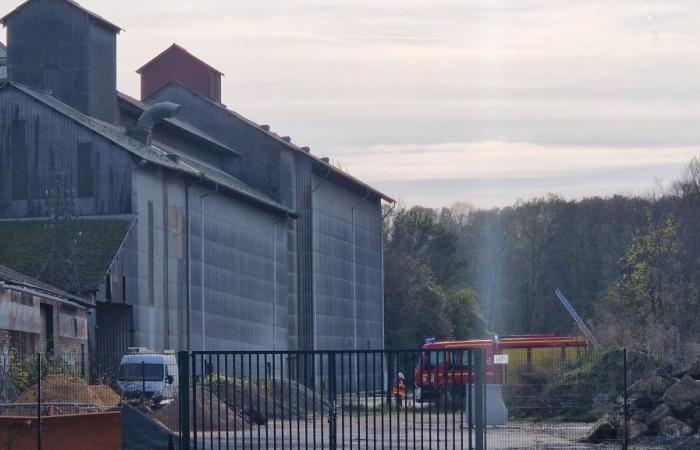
[116,348,178,402]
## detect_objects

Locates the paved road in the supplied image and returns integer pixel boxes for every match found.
[189,417,623,449]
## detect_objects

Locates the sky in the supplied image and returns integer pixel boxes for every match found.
[3,0,700,208]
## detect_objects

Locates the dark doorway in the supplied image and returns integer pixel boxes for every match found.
[94,302,134,380]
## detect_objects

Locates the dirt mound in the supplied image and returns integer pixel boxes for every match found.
[87,385,121,407]
[17,375,120,408]
[153,386,247,433]
[212,378,325,420]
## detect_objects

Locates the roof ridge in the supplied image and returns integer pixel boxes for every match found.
[4,82,295,216]
[0,0,122,33]
[150,80,395,203]
[0,262,88,307]
[136,43,224,76]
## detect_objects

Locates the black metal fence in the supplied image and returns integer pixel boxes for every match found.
[180,349,486,450]
[178,348,700,450]
[5,347,698,450]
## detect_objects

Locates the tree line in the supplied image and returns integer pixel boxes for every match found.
[384,158,700,361]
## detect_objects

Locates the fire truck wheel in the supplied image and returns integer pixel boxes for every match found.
[436,385,461,411]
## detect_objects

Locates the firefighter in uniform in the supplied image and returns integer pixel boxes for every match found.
[392,372,406,407]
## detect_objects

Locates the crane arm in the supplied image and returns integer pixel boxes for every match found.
[554,289,601,349]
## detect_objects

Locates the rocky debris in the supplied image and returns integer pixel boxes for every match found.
[659,416,694,438]
[587,363,700,444]
[587,415,617,443]
[676,361,700,380]
[663,376,700,416]
[626,418,649,441]
[671,433,700,450]
[628,368,675,399]
[648,403,670,428]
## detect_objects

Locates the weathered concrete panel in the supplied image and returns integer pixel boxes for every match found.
[312,176,384,351]
[128,168,290,352]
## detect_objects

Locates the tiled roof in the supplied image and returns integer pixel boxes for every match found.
[0,263,89,308]
[0,216,134,296]
[3,82,294,217]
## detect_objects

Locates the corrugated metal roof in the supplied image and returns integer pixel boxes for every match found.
[0,216,134,297]
[117,91,241,156]
[0,0,122,33]
[1,261,90,309]
[152,81,396,203]
[137,43,224,76]
[3,82,295,217]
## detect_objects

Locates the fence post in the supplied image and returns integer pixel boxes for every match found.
[37,353,42,450]
[178,351,191,450]
[141,361,146,403]
[328,351,337,450]
[80,345,85,379]
[474,348,486,450]
[623,348,628,450]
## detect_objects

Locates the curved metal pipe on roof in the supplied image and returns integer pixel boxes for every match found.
[137,101,182,131]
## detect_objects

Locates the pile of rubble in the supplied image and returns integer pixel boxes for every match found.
[588,361,700,445]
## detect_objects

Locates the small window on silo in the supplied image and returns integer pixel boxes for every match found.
[77,142,95,198]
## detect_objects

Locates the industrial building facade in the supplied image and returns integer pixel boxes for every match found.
[0,0,391,357]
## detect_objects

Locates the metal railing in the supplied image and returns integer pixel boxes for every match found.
[178,349,486,450]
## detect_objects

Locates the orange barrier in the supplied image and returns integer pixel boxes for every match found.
[0,411,121,450]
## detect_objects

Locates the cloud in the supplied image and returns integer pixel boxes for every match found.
[2,0,699,208]
[341,141,699,183]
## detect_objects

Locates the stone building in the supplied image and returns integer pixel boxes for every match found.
[0,264,89,356]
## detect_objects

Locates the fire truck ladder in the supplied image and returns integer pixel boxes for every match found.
[554,288,601,349]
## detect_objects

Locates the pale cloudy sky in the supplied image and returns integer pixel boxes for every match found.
[3,0,700,208]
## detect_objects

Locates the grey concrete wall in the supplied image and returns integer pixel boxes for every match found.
[0,87,132,218]
[145,83,387,353]
[128,167,290,352]
[312,177,384,351]
[146,83,303,349]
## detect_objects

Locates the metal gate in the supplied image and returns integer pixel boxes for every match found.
[178,349,486,450]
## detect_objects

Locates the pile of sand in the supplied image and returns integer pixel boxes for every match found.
[153,386,247,433]
[17,375,121,408]
[87,385,121,407]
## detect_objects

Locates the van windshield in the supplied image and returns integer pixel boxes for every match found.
[119,363,164,381]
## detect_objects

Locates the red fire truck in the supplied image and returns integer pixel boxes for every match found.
[414,334,588,403]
